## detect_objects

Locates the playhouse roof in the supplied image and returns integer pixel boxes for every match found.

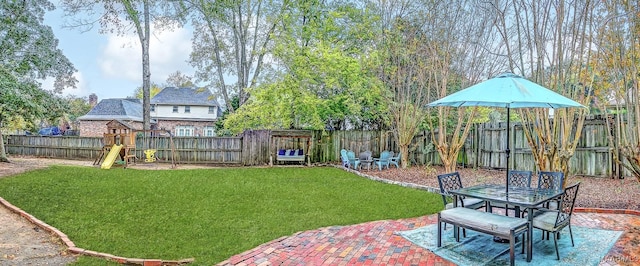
[106,119,136,130]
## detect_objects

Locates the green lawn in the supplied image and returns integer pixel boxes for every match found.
[0,166,442,265]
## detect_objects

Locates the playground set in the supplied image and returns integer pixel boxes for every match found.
[93,120,176,169]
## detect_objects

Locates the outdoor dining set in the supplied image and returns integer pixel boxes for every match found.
[436,170,581,266]
[340,149,400,171]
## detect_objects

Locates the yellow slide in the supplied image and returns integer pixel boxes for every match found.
[101,144,123,169]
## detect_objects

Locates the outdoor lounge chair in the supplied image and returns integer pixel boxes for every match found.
[532,182,580,260]
[373,151,391,170]
[340,149,350,168]
[358,151,373,170]
[347,150,360,169]
[340,149,360,169]
[389,151,401,168]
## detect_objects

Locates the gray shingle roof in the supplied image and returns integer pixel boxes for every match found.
[151,87,219,106]
[78,98,143,121]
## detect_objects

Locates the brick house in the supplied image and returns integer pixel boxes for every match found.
[77,98,143,137]
[78,87,222,137]
[150,87,222,137]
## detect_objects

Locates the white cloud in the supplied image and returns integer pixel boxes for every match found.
[99,23,194,86]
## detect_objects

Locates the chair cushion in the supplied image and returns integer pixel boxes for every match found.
[278,149,286,155]
[288,150,296,156]
[297,149,304,155]
[532,211,559,231]
[445,198,484,209]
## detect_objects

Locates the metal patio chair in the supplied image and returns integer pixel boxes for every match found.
[489,170,533,216]
[532,182,581,260]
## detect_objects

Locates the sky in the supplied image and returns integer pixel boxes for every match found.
[42,2,196,102]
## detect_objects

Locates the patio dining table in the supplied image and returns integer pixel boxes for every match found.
[449,184,564,262]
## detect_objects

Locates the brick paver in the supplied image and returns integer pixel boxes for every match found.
[218,210,640,266]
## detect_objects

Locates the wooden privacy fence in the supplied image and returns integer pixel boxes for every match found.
[5,135,244,165]
[2,116,625,177]
[5,136,104,160]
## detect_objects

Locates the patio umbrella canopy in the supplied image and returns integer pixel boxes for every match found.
[427,72,585,195]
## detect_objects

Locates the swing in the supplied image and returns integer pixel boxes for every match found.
[144,149,157,162]
[271,130,312,166]
[144,130,159,163]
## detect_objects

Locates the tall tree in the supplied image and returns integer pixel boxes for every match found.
[592,0,640,181]
[374,0,496,170]
[0,0,76,162]
[488,0,594,184]
[182,0,287,113]
[376,17,432,169]
[61,0,179,131]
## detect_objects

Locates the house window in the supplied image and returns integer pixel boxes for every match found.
[172,106,178,113]
[176,125,194,136]
[208,106,215,114]
[150,105,155,112]
[184,105,191,113]
[203,126,216,137]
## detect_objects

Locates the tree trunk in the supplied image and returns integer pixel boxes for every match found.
[0,131,9,163]
[142,0,151,131]
[399,145,409,168]
[121,0,152,131]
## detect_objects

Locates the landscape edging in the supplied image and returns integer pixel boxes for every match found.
[0,197,194,265]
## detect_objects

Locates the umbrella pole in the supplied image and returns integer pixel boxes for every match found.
[506,108,510,196]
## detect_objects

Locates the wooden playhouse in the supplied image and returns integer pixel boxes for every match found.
[93,120,138,168]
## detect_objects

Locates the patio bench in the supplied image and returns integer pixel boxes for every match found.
[437,207,529,266]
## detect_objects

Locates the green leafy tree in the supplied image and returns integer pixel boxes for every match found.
[0,1,76,162]
[1,67,68,162]
[0,0,77,92]
[224,46,383,133]
[223,1,385,134]
[63,94,94,122]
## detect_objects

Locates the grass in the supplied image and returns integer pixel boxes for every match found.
[0,166,442,265]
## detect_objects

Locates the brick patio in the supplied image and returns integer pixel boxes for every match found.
[218,209,640,266]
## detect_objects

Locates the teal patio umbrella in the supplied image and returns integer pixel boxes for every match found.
[427,72,585,195]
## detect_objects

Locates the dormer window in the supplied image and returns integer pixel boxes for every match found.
[172,106,178,113]
[184,105,191,113]
[208,106,215,114]
[150,105,155,112]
